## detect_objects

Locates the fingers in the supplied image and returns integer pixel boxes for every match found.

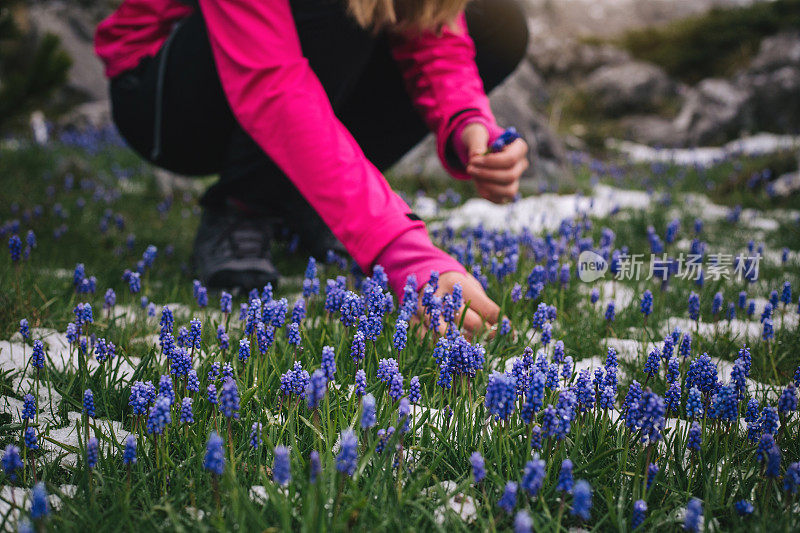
[461,123,490,158]
[469,158,529,184]
[459,276,500,325]
[475,180,519,204]
[468,139,528,169]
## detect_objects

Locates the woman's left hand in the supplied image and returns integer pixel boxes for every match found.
[461,123,529,204]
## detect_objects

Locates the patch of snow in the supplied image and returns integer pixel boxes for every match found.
[442,185,650,232]
[426,480,478,525]
[43,412,131,467]
[610,133,800,167]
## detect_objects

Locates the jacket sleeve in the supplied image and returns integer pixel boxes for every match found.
[390,14,503,180]
[196,0,424,274]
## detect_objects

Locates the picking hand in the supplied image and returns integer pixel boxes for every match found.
[461,123,529,204]
[434,271,499,339]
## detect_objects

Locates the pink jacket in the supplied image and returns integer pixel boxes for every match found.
[95,0,503,295]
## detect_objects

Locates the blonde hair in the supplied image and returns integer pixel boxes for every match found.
[347,0,469,31]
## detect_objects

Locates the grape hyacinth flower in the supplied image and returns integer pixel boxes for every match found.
[734,499,753,516]
[521,457,546,497]
[306,369,327,410]
[556,459,574,493]
[687,421,702,452]
[514,510,533,533]
[31,340,45,371]
[688,292,700,322]
[309,450,321,484]
[408,376,421,404]
[19,319,29,340]
[204,432,225,476]
[22,394,36,421]
[24,427,38,450]
[146,396,171,435]
[31,482,49,520]
[632,500,647,530]
[470,452,485,484]
[219,378,240,419]
[778,384,797,413]
[321,346,337,380]
[86,437,99,468]
[180,397,194,424]
[83,389,95,418]
[571,480,592,521]
[498,481,518,514]
[273,445,291,486]
[354,369,366,398]
[605,301,616,322]
[2,445,23,481]
[361,393,377,429]
[640,290,653,317]
[485,372,516,420]
[684,498,703,532]
[389,372,404,402]
[336,430,358,476]
[123,435,137,465]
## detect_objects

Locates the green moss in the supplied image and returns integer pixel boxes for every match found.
[617,0,800,83]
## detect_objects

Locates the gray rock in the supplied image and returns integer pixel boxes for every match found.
[748,32,800,74]
[744,66,800,134]
[673,79,754,146]
[620,115,685,147]
[528,36,631,80]
[584,61,675,115]
[27,1,107,102]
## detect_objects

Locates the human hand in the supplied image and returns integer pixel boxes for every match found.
[434,271,499,338]
[461,123,529,204]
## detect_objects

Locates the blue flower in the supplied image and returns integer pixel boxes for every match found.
[734,499,754,516]
[336,430,358,476]
[22,394,36,421]
[24,427,38,450]
[86,437,99,468]
[146,396,171,435]
[309,450,321,484]
[287,322,302,346]
[571,480,592,520]
[521,457,546,496]
[306,369,328,410]
[514,510,533,533]
[354,369,366,398]
[779,384,798,413]
[180,397,194,424]
[273,445,291,486]
[219,378,240,419]
[686,386,704,419]
[762,318,774,341]
[632,500,647,529]
[485,372,516,421]
[470,452,485,483]
[2,445,23,480]
[687,421,702,452]
[31,340,45,370]
[204,432,225,476]
[123,435,137,465]
[640,290,653,316]
[321,346,337,380]
[83,389,95,417]
[350,331,366,363]
[684,498,703,531]
[498,481,518,514]
[784,462,800,494]
[30,482,49,520]
[605,301,616,322]
[408,376,421,404]
[688,292,700,321]
[393,319,408,352]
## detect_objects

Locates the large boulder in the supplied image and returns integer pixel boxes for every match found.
[527,36,632,81]
[584,61,675,116]
[673,79,754,146]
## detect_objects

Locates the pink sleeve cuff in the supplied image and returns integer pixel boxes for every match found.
[441,114,506,180]
[374,225,466,297]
